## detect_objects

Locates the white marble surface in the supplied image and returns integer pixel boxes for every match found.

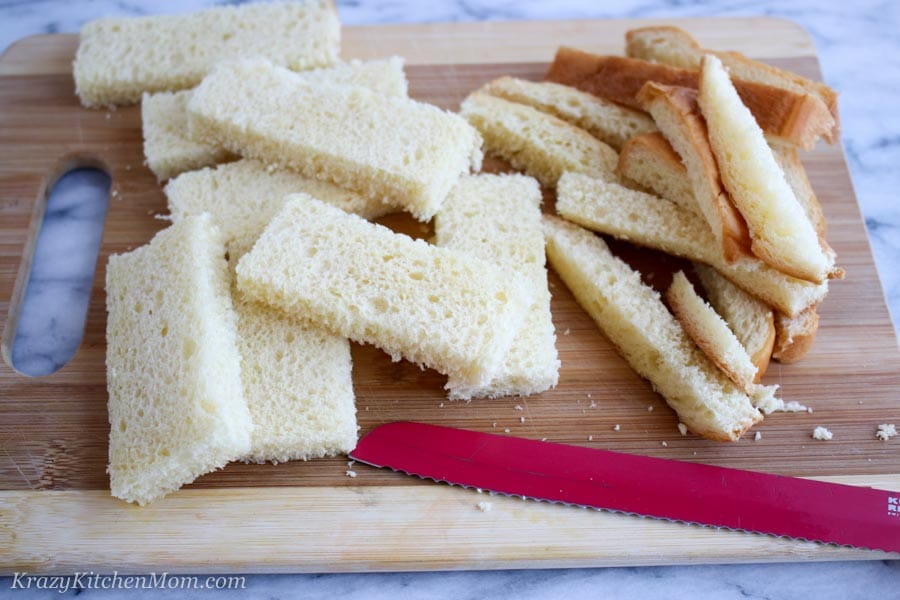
[1,0,899,597]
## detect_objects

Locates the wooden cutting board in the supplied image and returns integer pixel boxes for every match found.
[1,17,899,573]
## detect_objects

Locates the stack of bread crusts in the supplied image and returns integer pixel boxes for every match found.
[75,2,840,505]
[459,26,842,442]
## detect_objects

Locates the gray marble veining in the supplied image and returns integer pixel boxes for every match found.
[1,0,898,597]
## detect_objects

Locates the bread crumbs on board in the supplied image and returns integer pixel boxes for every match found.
[812,426,833,441]
[876,423,897,441]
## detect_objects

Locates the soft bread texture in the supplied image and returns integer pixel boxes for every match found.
[773,307,820,363]
[694,264,775,380]
[142,58,409,181]
[625,26,840,142]
[555,172,828,317]
[666,271,758,393]
[142,90,237,182]
[478,76,657,150]
[459,91,617,187]
[433,174,559,399]
[236,195,534,389]
[234,294,357,464]
[165,161,364,462]
[74,0,339,107]
[544,47,834,150]
[616,133,697,214]
[105,215,252,505]
[543,215,761,441]
[698,55,835,283]
[188,58,482,221]
[166,160,394,260]
[637,82,750,262]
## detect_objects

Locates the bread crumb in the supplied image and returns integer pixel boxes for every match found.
[345,470,357,478]
[754,431,762,441]
[586,393,592,398]
[519,416,525,424]
[111,189,119,198]
[589,400,597,408]
[677,423,687,436]
[514,405,523,411]
[563,328,571,335]
[492,422,497,428]
[347,460,355,468]
[812,426,833,441]
[588,435,593,441]
[876,423,897,441]
[476,488,483,494]
[613,424,620,431]
[477,501,492,512]
[541,437,547,441]
[807,407,814,414]
[504,428,510,433]
[647,405,654,412]
[439,402,444,408]
[661,441,668,447]
[858,400,863,405]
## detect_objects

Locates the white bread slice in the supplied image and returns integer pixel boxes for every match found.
[459,91,617,187]
[637,82,751,262]
[694,264,775,381]
[166,159,395,260]
[478,76,657,150]
[698,55,835,283]
[625,26,840,142]
[555,172,828,317]
[666,271,758,393]
[235,294,356,464]
[543,215,761,441]
[142,58,409,182]
[188,58,482,221]
[434,174,559,399]
[236,194,534,389]
[105,215,252,505]
[74,0,339,107]
[544,48,834,150]
[165,161,361,463]
[616,132,697,214]
[773,307,819,363]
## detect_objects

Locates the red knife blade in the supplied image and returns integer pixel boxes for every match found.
[350,421,900,553]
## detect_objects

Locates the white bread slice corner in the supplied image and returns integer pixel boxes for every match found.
[434,174,559,399]
[625,26,840,142]
[236,194,534,390]
[554,172,828,318]
[459,91,618,187]
[694,264,775,381]
[105,214,252,505]
[165,159,395,260]
[698,54,835,284]
[75,0,340,107]
[543,215,761,441]
[143,57,409,182]
[234,294,357,464]
[478,76,657,150]
[773,306,820,363]
[616,132,698,215]
[666,270,758,393]
[142,90,237,182]
[188,58,482,222]
[636,82,751,262]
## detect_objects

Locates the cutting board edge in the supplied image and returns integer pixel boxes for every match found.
[2,476,897,575]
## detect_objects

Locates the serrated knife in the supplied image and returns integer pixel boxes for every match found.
[350,421,900,553]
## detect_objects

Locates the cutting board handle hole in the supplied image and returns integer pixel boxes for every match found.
[4,166,111,376]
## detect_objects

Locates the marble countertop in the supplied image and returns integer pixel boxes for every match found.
[1,0,898,597]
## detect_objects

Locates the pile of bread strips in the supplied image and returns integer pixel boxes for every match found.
[82,1,559,505]
[459,26,841,442]
[80,1,840,505]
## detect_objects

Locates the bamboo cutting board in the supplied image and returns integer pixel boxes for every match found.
[1,18,899,573]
